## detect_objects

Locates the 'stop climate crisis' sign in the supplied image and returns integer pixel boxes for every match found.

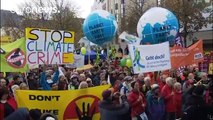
[26,28,75,65]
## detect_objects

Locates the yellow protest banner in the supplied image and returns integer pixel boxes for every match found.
[16,85,110,120]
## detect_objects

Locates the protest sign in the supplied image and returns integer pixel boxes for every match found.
[171,40,204,68]
[129,42,171,73]
[26,28,75,65]
[0,38,28,72]
[16,85,110,120]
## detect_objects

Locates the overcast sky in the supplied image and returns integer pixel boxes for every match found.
[1,0,95,18]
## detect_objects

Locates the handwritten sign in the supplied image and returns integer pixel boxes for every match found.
[26,28,74,65]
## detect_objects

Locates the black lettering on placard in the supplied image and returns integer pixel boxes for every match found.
[51,30,62,42]
[29,29,39,40]
[40,29,51,42]
[29,95,60,101]
[38,109,59,115]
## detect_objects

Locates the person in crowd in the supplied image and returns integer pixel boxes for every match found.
[78,81,88,89]
[137,73,145,92]
[142,77,152,96]
[100,80,108,85]
[128,81,148,120]
[27,73,39,90]
[11,85,20,98]
[120,76,132,96]
[183,78,194,93]
[146,84,165,120]
[68,75,79,90]
[161,77,176,120]
[79,74,86,82]
[20,83,29,90]
[86,78,94,87]
[0,87,17,119]
[5,108,41,120]
[51,83,58,90]
[99,89,130,120]
[58,75,68,90]
[174,82,182,119]
[158,73,168,91]
[182,85,213,120]
[110,80,122,94]
[124,45,129,55]
[8,75,22,89]
[40,65,59,90]
[0,78,7,87]
[183,73,195,92]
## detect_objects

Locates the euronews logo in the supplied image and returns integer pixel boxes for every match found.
[10,7,60,14]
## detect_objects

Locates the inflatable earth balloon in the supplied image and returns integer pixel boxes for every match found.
[83,10,118,45]
[137,7,179,45]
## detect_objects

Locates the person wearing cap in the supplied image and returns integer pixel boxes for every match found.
[120,76,132,96]
[146,84,165,120]
[99,89,130,120]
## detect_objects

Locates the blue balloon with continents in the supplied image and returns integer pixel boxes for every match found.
[83,10,118,45]
[137,7,179,45]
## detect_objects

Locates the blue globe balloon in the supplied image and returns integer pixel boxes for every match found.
[83,10,118,45]
[137,7,179,45]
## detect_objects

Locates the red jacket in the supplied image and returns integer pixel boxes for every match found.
[128,90,146,117]
[174,91,182,118]
[157,77,165,91]
[0,96,17,119]
[161,84,176,112]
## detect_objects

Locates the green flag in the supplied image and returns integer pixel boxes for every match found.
[0,38,29,72]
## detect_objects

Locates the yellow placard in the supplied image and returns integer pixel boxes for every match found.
[16,85,110,120]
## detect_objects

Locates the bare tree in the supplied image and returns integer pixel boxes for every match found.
[2,0,83,45]
[122,0,157,34]
[160,0,209,46]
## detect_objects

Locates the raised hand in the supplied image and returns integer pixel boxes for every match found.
[75,102,96,120]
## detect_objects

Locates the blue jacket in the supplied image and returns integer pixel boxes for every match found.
[146,91,165,120]
[40,70,59,90]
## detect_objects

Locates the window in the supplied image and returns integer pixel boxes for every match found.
[121,0,125,4]
[115,3,118,10]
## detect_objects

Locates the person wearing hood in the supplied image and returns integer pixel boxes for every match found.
[99,89,130,120]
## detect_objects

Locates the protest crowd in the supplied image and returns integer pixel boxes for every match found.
[0,48,213,120]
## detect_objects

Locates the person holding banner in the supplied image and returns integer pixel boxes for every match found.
[40,65,59,90]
